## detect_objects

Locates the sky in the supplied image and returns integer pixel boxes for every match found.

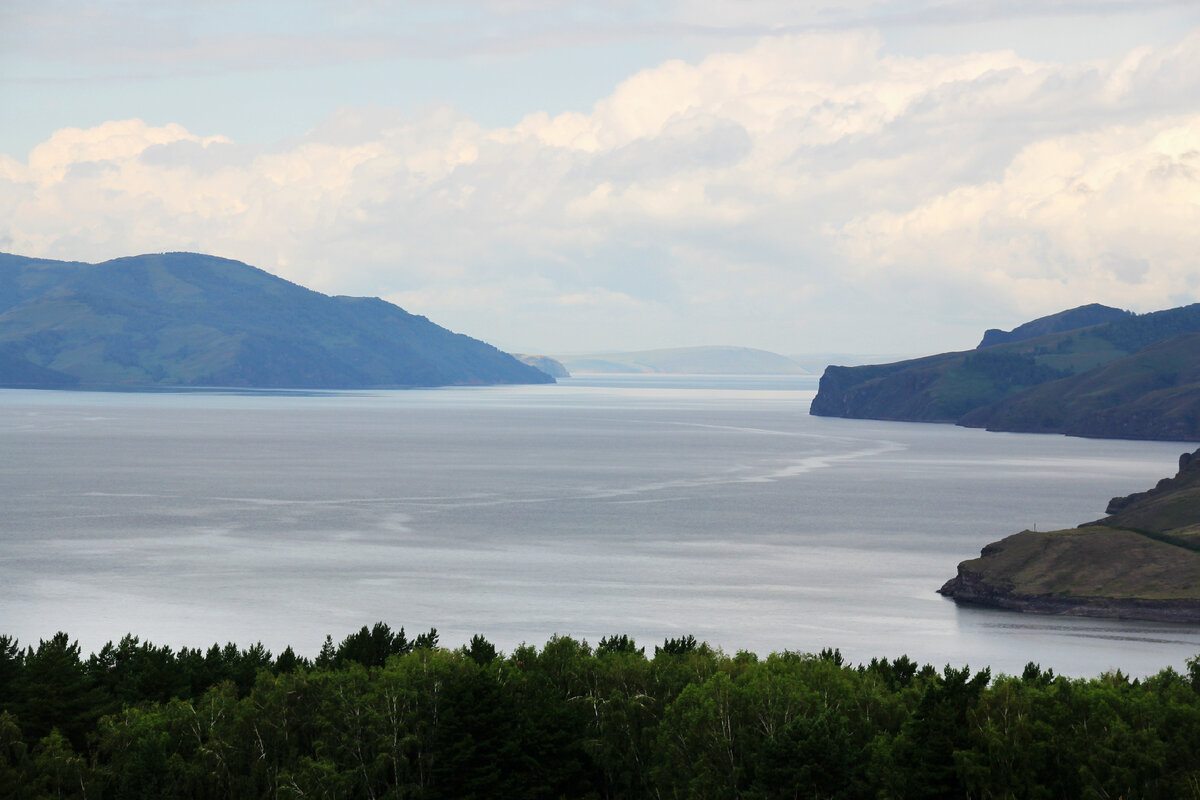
[2,1,1200,356]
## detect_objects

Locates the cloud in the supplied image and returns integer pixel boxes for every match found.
[553,288,644,307]
[3,26,1200,352]
[12,120,229,184]
[6,0,1193,80]
[837,115,1200,312]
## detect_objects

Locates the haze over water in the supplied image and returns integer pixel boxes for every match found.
[3,375,1199,677]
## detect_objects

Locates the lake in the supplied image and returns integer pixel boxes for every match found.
[2,374,1198,677]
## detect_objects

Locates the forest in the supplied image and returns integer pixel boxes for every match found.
[3,622,1200,799]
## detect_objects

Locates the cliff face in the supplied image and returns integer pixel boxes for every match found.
[1102,448,1200,521]
[808,356,954,419]
[939,573,1200,622]
[940,565,1200,622]
[939,448,1200,622]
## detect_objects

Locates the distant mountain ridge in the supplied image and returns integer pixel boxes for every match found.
[558,346,809,375]
[513,354,570,378]
[811,302,1200,441]
[0,252,553,389]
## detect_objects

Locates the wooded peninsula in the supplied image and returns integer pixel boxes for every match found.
[4,623,1200,798]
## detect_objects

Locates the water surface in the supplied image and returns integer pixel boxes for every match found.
[2,375,1197,677]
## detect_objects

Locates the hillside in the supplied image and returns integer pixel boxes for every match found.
[0,252,553,389]
[559,346,809,375]
[976,303,1130,348]
[960,333,1200,440]
[939,448,1200,622]
[810,303,1200,441]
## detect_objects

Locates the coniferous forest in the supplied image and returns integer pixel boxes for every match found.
[4,623,1200,798]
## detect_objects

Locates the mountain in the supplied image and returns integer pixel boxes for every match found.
[513,354,570,378]
[811,303,1200,441]
[787,353,915,374]
[0,252,553,389]
[960,333,1200,440]
[938,448,1200,622]
[558,346,809,375]
[976,303,1130,348]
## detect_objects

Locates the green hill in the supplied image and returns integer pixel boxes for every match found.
[939,448,1200,621]
[811,303,1200,441]
[960,332,1200,440]
[0,252,553,389]
[976,303,1131,348]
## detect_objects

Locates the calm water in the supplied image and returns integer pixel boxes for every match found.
[2,375,1198,677]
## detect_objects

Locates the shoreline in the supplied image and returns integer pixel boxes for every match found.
[939,568,1200,625]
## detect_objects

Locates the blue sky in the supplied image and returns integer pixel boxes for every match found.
[3,0,1200,355]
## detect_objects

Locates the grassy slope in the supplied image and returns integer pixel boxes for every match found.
[952,528,1200,600]
[945,448,1200,606]
[959,332,1200,441]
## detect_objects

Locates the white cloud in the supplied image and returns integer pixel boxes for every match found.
[553,288,644,307]
[3,26,1200,352]
[16,120,229,185]
[838,116,1200,313]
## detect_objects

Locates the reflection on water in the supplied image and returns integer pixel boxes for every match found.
[1,376,1198,677]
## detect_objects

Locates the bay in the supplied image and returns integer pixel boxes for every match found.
[2,374,1198,677]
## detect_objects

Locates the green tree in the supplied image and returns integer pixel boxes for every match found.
[585,644,657,798]
[753,706,859,799]
[31,730,88,800]
[0,636,22,713]
[597,635,642,656]
[336,622,410,668]
[273,645,304,674]
[0,711,33,800]
[88,635,190,716]
[891,664,991,800]
[314,635,337,670]
[466,635,498,666]
[16,633,99,750]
